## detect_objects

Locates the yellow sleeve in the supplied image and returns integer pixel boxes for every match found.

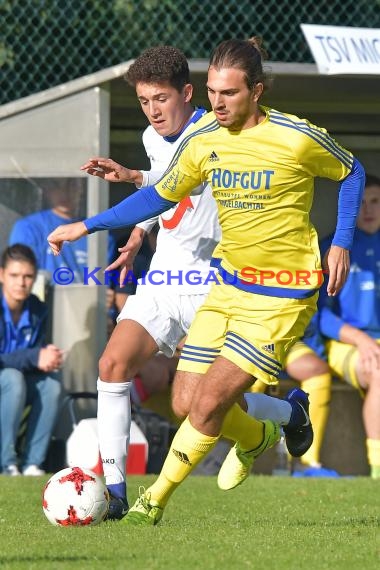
[293,120,353,181]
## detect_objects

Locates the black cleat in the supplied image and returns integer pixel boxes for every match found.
[283,388,314,457]
[104,494,129,521]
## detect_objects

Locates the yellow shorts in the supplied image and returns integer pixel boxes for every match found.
[285,341,315,367]
[326,339,372,398]
[177,281,317,385]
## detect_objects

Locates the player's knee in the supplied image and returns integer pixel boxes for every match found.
[287,355,329,379]
[311,359,330,376]
[171,392,190,420]
[98,351,129,380]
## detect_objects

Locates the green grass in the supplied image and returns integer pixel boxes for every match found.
[0,475,378,570]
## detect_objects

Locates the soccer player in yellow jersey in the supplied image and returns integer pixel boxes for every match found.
[48,37,365,525]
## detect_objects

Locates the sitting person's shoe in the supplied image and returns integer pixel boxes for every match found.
[292,461,340,478]
[283,388,313,457]
[104,494,129,521]
[3,464,21,476]
[121,487,163,526]
[217,419,281,491]
[22,465,45,476]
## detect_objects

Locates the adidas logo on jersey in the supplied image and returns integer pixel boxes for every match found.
[208,150,219,162]
[262,343,275,354]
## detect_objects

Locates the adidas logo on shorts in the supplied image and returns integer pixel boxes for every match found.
[262,343,275,354]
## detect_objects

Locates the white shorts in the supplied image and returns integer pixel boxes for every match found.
[117,287,208,357]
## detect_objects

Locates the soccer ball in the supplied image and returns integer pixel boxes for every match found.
[42,466,109,526]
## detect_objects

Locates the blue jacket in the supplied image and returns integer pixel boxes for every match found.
[9,209,116,284]
[0,292,47,372]
[319,229,380,340]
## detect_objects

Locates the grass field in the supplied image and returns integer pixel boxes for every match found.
[0,474,378,570]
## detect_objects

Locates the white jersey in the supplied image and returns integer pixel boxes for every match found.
[136,110,221,294]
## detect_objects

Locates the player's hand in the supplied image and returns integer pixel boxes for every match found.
[47,221,88,255]
[323,245,350,296]
[356,333,380,375]
[105,227,145,286]
[80,157,137,184]
[38,344,65,372]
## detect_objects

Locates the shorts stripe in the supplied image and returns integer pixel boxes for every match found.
[226,332,281,371]
[224,332,281,375]
[180,344,220,365]
[224,341,279,376]
[182,344,220,353]
[180,355,216,364]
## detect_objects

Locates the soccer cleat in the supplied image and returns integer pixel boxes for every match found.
[217,419,281,490]
[121,487,163,526]
[283,388,314,457]
[104,494,129,521]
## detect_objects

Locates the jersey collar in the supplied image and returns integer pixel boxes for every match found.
[163,107,206,143]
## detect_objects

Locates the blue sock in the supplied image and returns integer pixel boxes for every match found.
[107,482,126,499]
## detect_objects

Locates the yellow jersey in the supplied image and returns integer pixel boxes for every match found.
[155,107,353,298]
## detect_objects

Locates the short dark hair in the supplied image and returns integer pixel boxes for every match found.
[365,173,380,188]
[1,243,37,270]
[125,45,190,92]
[209,37,272,93]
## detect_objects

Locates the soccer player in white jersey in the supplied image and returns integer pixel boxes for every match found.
[78,46,313,519]
[48,38,365,525]
[80,46,220,519]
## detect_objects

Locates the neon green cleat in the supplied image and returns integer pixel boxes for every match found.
[121,487,163,526]
[217,419,281,490]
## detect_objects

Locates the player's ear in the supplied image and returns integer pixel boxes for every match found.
[183,83,193,103]
[252,82,264,102]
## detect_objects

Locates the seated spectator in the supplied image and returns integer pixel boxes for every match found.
[320,173,380,479]
[8,177,115,284]
[0,244,63,476]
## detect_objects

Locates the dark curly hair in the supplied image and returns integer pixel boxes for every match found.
[125,45,190,93]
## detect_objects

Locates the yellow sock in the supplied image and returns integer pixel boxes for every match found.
[221,403,264,451]
[300,373,331,466]
[251,380,267,393]
[366,438,380,479]
[147,417,219,506]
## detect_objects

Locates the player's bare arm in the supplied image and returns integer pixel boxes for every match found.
[80,157,143,186]
[323,245,350,296]
[47,221,88,255]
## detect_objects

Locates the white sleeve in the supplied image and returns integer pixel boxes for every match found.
[136,170,165,188]
[136,216,159,233]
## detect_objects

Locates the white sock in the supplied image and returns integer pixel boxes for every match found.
[97,378,132,486]
[244,392,291,425]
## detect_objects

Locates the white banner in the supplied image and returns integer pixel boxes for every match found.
[301,24,380,75]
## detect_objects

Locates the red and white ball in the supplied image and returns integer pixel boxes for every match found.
[42,466,109,526]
